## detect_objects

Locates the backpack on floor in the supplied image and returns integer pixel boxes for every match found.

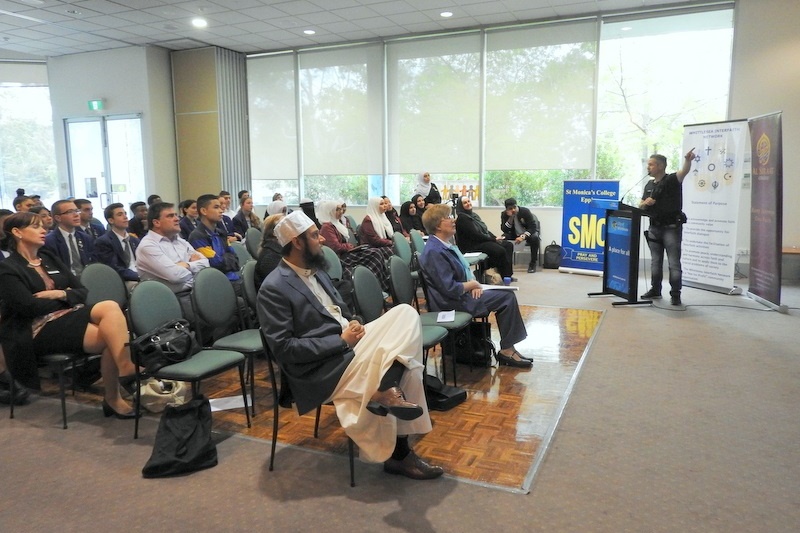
[543,241,563,269]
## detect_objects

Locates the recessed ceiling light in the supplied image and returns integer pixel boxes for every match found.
[191,18,208,28]
[304,29,316,35]
[66,9,82,15]
[621,26,632,31]
[441,11,453,18]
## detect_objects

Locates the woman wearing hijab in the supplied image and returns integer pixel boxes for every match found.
[381,196,407,237]
[318,201,391,291]
[410,193,427,218]
[358,197,394,262]
[414,171,442,205]
[455,196,515,281]
[399,201,425,235]
[299,198,321,228]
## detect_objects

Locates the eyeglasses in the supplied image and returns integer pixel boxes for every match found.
[57,209,80,215]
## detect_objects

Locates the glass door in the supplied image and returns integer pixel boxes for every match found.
[65,114,145,209]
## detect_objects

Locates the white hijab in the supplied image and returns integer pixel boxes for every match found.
[266,200,287,216]
[318,200,350,239]
[365,196,393,239]
[414,171,432,197]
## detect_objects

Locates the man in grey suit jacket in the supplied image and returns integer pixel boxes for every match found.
[258,211,442,479]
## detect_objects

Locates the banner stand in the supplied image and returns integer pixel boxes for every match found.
[746,291,788,314]
[685,280,743,296]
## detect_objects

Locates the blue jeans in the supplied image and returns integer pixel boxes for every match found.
[645,224,683,295]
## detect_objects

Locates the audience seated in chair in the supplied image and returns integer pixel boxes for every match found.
[188,194,242,294]
[454,196,514,281]
[44,199,96,277]
[135,202,208,320]
[0,211,137,417]
[258,211,443,480]
[94,203,140,293]
[501,197,541,273]
[418,204,531,369]
[74,199,106,240]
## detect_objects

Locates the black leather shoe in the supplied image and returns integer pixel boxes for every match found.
[641,288,662,299]
[527,263,536,273]
[384,451,444,480]
[0,371,30,405]
[102,400,139,419]
[496,351,533,368]
[367,386,423,421]
[671,294,682,306]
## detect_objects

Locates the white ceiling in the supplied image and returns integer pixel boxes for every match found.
[0,0,697,59]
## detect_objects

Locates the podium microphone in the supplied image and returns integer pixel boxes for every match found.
[620,175,651,202]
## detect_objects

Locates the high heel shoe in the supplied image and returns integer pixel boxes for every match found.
[495,351,533,368]
[102,400,139,419]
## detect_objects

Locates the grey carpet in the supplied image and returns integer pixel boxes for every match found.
[2,270,799,532]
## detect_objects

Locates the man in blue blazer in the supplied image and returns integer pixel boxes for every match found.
[418,203,531,368]
[44,199,95,277]
[258,211,442,479]
[75,199,107,240]
[94,203,140,289]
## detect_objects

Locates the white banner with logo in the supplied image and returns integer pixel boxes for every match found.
[681,120,748,293]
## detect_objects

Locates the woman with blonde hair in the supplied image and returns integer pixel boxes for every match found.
[233,195,262,236]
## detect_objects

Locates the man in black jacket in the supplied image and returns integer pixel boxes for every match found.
[500,198,540,273]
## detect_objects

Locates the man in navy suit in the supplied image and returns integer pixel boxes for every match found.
[94,202,140,292]
[44,199,95,277]
[258,211,442,480]
[74,199,106,239]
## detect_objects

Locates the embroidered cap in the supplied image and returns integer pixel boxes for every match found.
[274,211,315,247]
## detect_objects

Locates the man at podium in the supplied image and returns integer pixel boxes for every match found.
[638,148,695,306]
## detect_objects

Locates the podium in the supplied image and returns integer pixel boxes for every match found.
[587,201,651,306]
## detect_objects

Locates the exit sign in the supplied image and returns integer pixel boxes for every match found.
[88,99,104,111]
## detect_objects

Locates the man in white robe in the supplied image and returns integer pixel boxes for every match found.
[258,211,442,479]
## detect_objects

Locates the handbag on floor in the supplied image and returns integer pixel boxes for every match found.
[142,395,218,478]
[137,378,191,413]
[424,374,466,411]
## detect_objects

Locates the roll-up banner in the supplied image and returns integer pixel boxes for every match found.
[681,120,747,294]
[747,112,785,312]
[560,180,619,275]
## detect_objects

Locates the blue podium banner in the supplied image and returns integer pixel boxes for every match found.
[605,214,633,294]
[560,181,620,272]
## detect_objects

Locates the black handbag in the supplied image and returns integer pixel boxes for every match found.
[130,319,201,374]
[142,395,218,478]
[441,321,495,367]
[543,241,563,269]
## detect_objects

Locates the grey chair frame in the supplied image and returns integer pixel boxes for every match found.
[128,280,251,438]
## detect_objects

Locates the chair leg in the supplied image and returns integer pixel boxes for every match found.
[314,405,322,438]
[56,362,68,429]
[266,355,279,471]
[238,363,251,428]
[133,372,142,439]
[249,353,256,417]
[9,376,15,420]
[348,437,356,487]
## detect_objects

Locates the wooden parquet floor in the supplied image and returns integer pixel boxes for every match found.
[40,304,603,491]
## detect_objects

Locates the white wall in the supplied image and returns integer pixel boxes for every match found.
[729,0,800,250]
[47,45,178,203]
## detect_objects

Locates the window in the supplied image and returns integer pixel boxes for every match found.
[484,21,598,207]
[597,10,734,204]
[245,8,734,207]
[0,83,57,209]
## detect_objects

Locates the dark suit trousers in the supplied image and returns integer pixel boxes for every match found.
[478,289,526,350]
[472,240,514,277]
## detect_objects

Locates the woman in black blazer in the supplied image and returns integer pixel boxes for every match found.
[0,212,138,418]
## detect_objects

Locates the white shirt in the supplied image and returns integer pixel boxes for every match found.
[282,258,349,329]
[112,228,137,272]
[135,231,208,292]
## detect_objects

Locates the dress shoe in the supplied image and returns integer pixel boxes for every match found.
[0,371,30,405]
[641,288,662,299]
[670,293,682,306]
[514,350,534,362]
[384,451,444,480]
[367,386,423,421]
[495,351,533,368]
[102,400,139,419]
